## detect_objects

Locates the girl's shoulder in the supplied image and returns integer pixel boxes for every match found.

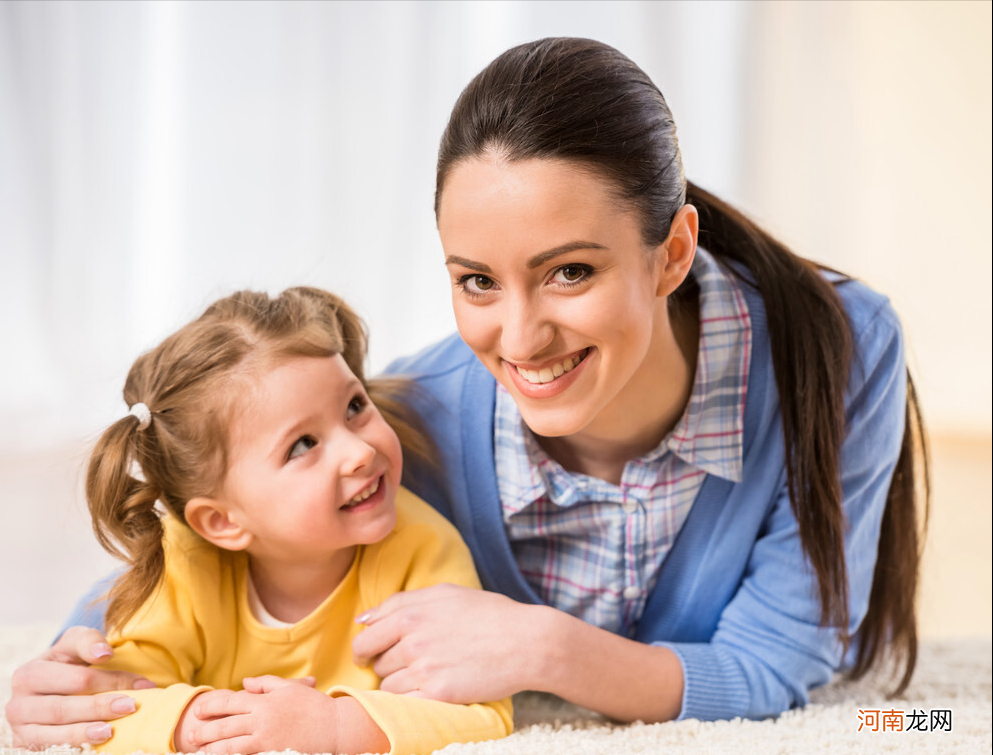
[359,486,480,593]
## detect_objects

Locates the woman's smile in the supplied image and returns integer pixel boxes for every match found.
[503,347,593,399]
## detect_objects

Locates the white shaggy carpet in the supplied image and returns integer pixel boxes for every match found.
[1,624,990,754]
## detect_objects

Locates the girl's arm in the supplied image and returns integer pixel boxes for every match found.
[187,675,509,755]
[176,679,389,755]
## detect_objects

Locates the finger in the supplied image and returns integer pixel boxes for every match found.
[199,735,258,755]
[357,584,451,626]
[48,626,114,665]
[369,643,409,680]
[5,691,137,727]
[241,675,316,693]
[193,691,254,720]
[352,616,404,665]
[11,658,153,696]
[376,665,423,696]
[12,721,113,748]
[195,713,255,746]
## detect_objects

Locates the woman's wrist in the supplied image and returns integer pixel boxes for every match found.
[521,604,684,722]
[523,604,574,695]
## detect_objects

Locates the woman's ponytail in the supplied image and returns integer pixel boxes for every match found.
[86,412,166,631]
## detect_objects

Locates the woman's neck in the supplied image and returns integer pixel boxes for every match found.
[246,546,356,624]
[537,294,699,485]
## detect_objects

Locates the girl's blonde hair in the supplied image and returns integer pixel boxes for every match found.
[87,287,430,631]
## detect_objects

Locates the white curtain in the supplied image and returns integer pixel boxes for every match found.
[1,0,989,456]
[0,0,749,453]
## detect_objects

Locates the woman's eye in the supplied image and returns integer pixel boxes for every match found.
[459,274,496,295]
[288,436,317,460]
[552,264,593,285]
[347,395,368,419]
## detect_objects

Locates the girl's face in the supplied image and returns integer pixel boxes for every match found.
[439,157,684,443]
[216,354,402,569]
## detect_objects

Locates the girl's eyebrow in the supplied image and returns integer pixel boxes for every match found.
[445,241,607,273]
[265,378,364,460]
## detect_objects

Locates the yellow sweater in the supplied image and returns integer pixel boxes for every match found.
[97,488,513,754]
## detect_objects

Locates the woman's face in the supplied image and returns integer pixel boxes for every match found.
[438,157,681,442]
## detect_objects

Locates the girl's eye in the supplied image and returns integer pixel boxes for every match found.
[347,394,368,419]
[551,264,593,285]
[288,436,317,460]
[458,274,497,296]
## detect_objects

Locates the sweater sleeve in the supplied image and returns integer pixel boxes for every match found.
[661,301,908,720]
[93,521,215,753]
[339,490,513,752]
[329,686,513,755]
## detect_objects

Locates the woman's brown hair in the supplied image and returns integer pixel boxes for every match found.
[435,37,929,693]
[87,286,429,631]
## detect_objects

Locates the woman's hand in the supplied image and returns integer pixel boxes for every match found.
[352,583,545,703]
[177,676,387,755]
[352,583,685,722]
[5,626,154,748]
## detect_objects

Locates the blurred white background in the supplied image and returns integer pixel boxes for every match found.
[1,1,989,637]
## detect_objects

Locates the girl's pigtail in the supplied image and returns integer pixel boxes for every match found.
[86,411,166,632]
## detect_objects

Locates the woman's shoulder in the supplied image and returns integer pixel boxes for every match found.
[383,333,479,380]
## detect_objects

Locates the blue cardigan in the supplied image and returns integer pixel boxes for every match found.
[388,276,906,721]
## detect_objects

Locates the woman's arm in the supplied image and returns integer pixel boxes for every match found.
[353,584,683,722]
[357,296,909,723]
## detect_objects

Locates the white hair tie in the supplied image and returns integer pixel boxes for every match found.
[128,402,152,431]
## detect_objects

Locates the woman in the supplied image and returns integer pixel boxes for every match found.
[7,37,926,746]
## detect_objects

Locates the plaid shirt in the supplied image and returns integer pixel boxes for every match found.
[494,248,752,637]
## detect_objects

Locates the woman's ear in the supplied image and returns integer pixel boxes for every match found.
[185,497,253,552]
[655,203,699,297]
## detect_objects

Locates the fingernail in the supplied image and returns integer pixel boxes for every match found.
[92,642,113,659]
[355,610,373,623]
[133,678,156,690]
[86,722,112,743]
[110,695,136,714]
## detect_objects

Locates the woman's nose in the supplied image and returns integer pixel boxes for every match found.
[500,297,554,362]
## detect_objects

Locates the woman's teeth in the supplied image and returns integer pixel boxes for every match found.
[515,350,588,384]
[347,478,380,506]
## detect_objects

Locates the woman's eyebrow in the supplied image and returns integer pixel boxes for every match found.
[445,255,492,273]
[525,241,607,269]
[445,241,607,273]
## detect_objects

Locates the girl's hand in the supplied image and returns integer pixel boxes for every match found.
[5,626,154,748]
[352,583,546,703]
[178,676,387,755]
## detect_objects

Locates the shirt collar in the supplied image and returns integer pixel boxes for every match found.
[494,246,750,513]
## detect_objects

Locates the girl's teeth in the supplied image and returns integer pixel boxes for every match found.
[349,478,380,505]
[515,351,586,384]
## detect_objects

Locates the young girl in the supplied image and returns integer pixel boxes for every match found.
[82,286,512,754]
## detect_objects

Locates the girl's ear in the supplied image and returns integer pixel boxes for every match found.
[655,203,699,297]
[185,497,253,552]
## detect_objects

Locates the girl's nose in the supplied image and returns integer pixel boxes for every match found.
[338,432,376,476]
